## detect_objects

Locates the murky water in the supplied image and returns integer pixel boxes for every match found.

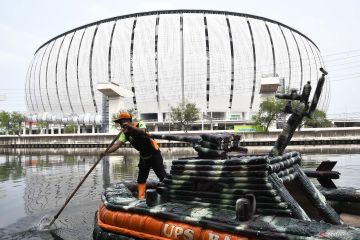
[0,147,360,239]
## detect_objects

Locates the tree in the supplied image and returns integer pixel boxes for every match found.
[36,121,49,134]
[304,109,333,128]
[9,112,26,135]
[170,102,199,132]
[126,108,137,117]
[253,97,332,131]
[0,111,11,134]
[0,111,25,135]
[64,122,77,133]
[289,101,332,129]
[252,97,286,132]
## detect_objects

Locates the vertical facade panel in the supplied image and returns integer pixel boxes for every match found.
[226,16,235,110]
[315,48,330,111]
[291,32,304,89]
[25,57,36,112]
[183,14,207,111]
[204,15,210,110]
[249,19,273,77]
[54,36,66,113]
[78,26,97,114]
[154,15,160,107]
[108,21,117,83]
[24,59,32,111]
[248,18,274,112]
[92,22,113,115]
[301,34,320,104]
[267,23,290,89]
[111,18,134,110]
[130,19,138,111]
[64,32,76,114]
[38,44,51,112]
[43,41,56,113]
[32,49,44,113]
[89,25,99,114]
[307,41,327,110]
[281,27,301,91]
[47,37,64,114]
[313,47,330,110]
[92,22,112,84]
[228,16,254,113]
[207,15,232,112]
[56,33,73,114]
[278,25,292,90]
[306,40,318,81]
[300,36,317,102]
[297,34,311,83]
[264,22,276,76]
[133,16,157,113]
[158,14,181,113]
[67,29,86,114]
[291,31,303,89]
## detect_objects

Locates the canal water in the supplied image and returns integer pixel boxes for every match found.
[0,147,360,240]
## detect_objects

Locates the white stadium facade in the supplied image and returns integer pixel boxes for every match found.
[25,10,329,133]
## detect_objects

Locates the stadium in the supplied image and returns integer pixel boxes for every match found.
[25,10,328,133]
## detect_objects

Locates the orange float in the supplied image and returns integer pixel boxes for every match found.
[97,203,249,240]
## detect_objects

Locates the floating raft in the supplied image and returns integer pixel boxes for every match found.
[94,152,360,240]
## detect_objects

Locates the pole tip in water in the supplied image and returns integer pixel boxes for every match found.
[36,215,54,231]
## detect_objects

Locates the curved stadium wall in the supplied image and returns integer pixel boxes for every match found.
[25,10,328,127]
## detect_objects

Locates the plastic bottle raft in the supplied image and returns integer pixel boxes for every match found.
[93,69,360,239]
[94,149,360,240]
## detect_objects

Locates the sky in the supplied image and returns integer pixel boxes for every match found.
[0,0,359,118]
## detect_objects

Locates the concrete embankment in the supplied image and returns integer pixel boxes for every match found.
[1,127,360,149]
[242,127,360,146]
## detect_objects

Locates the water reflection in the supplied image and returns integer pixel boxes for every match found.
[0,155,25,181]
[0,148,359,239]
[0,149,186,231]
[302,153,360,188]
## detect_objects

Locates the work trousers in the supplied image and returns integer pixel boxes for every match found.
[137,150,167,184]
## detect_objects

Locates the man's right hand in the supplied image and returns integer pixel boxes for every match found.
[100,152,107,158]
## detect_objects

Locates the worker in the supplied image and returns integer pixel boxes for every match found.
[102,112,167,200]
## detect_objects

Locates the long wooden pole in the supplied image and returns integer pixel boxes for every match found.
[48,129,123,227]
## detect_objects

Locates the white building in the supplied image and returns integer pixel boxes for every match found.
[25,10,328,133]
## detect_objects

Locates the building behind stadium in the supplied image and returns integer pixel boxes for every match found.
[25,10,329,133]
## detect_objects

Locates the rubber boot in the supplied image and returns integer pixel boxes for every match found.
[138,183,146,200]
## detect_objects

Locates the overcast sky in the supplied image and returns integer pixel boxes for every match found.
[0,0,359,117]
